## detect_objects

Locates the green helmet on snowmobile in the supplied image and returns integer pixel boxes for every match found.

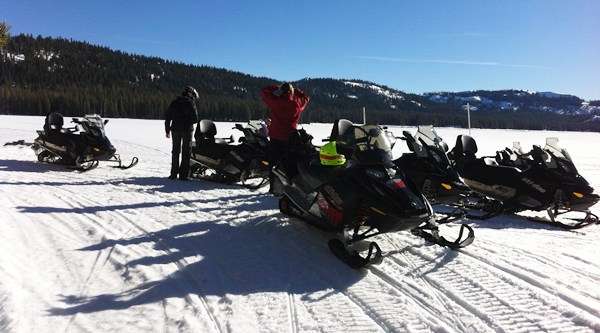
[319,141,346,166]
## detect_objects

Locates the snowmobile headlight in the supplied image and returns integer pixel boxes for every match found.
[441,183,452,190]
[573,192,584,198]
[94,147,100,152]
[366,169,387,179]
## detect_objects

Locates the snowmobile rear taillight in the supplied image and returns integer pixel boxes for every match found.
[573,192,584,198]
[391,179,406,189]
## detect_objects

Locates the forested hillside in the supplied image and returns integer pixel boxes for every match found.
[1,34,599,131]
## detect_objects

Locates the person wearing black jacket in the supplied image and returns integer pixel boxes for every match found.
[165,86,199,180]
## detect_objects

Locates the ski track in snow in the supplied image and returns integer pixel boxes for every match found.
[1,116,600,332]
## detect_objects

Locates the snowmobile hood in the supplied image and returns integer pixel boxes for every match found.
[357,168,429,218]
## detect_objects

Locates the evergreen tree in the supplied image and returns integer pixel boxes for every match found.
[0,21,9,50]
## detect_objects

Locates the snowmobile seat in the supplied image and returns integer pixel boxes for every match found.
[296,158,346,191]
[195,120,232,145]
[462,157,522,185]
[44,112,64,133]
[195,119,218,142]
[453,135,478,159]
[484,157,499,166]
[330,119,353,141]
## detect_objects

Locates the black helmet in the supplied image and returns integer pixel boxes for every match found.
[183,86,199,100]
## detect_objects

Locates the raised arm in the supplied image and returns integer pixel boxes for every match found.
[295,88,311,111]
[261,85,280,109]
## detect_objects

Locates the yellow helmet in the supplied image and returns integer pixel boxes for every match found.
[320,141,346,166]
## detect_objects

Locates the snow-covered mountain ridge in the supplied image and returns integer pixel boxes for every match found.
[2,34,599,131]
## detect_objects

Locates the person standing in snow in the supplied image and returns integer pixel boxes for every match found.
[260,82,310,192]
[165,86,199,180]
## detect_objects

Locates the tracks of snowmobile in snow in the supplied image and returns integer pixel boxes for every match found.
[285,218,464,332]
[36,174,318,332]
[45,185,226,333]
[468,238,600,305]
[379,234,599,332]
[4,137,600,332]
[59,182,600,332]
[0,161,224,333]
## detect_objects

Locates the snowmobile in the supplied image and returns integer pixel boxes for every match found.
[274,119,475,269]
[31,113,138,171]
[449,135,599,229]
[189,119,271,189]
[393,125,471,205]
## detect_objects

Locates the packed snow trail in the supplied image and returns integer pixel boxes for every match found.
[0,116,599,333]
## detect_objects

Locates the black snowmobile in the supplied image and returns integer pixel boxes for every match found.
[449,135,599,229]
[274,120,474,269]
[189,119,271,189]
[31,113,138,171]
[393,126,471,205]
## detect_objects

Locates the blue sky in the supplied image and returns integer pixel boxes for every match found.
[3,0,599,99]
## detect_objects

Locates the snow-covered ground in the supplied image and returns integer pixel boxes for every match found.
[1,115,599,333]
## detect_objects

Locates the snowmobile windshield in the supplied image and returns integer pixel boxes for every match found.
[543,137,577,174]
[415,125,444,149]
[82,115,107,138]
[414,126,452,167]
[247,120,268,138]
[544,137,572,161]
[354,125,393,153]
[347,125,394,166]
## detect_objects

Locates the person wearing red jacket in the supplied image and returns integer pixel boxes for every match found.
[261,83,310,141]
[261,82,310,193]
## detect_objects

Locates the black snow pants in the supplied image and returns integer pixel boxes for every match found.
[171,130,193,179]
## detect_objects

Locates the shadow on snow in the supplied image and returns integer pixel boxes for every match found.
[48,214,373,315]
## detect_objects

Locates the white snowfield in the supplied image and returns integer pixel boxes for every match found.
[1,115,600,333]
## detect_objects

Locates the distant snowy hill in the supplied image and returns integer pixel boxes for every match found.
[423,90,600,116]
